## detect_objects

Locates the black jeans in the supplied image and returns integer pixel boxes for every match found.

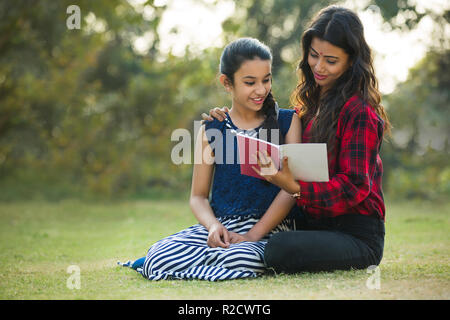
[264,212,385,273]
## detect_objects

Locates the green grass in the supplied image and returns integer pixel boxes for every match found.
[0,199,449,299]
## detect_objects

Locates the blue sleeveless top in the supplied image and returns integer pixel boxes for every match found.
[204,108,301,219]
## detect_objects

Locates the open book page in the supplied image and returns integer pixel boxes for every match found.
[280,143,329,182]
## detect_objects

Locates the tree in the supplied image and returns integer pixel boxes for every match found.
[222,0,337,71]
[0,0,447,200]
[382,49,449,199]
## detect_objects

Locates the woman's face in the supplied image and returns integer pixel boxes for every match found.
[222,58,272,113]
[307,37,351,92]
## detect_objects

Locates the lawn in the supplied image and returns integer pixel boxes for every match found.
[0,198,448,300]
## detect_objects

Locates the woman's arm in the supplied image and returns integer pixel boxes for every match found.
[296,104,383,213]
[190,124,230,248]
[230,113,302,243]
[255,100,384,214]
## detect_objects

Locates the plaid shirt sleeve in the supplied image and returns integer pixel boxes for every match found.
[296,99,383,215]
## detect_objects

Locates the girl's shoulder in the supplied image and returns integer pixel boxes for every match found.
[203,117,228,132]
[277,108,296,136]
[203,115,242,146]
[278,107,296,116]
[277,107,296,123]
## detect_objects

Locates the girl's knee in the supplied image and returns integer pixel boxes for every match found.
[142,245,176,275]
[217,245,264,271]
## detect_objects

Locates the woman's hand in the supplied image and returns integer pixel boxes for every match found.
[252,151,301,194]
[201,106,229,122]
[207,222,230,248]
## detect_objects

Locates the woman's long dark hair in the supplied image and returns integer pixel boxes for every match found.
[220,38,283,144]
[291,6,391,151]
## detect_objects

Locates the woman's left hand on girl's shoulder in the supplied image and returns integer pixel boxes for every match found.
[201,106,229,122]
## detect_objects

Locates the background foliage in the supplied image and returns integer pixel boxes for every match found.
[0,0,448,201]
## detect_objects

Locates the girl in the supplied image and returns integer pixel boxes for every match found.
[204,6,390,273]
[119,37,302,280]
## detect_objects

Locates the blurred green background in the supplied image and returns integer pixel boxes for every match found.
[0,0,448,202]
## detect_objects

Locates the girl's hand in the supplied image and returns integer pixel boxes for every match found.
[207,222,230,248]
[252,152,301,194]
[201,106,229,122]
[228,232,254,244]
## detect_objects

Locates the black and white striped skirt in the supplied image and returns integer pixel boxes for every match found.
[140,214,295,281]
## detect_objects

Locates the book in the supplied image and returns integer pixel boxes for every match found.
[236,133,329,182]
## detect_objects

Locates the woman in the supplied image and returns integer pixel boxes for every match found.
[203,5,390,273]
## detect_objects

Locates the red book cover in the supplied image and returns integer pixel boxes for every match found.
[236,134,281,180]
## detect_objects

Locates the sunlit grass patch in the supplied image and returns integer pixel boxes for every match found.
[0,199,448,299]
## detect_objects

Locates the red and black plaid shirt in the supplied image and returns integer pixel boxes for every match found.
[296,95,386,221]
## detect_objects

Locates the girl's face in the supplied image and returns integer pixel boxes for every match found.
[223,58,272,113]
[307,37,351,93]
